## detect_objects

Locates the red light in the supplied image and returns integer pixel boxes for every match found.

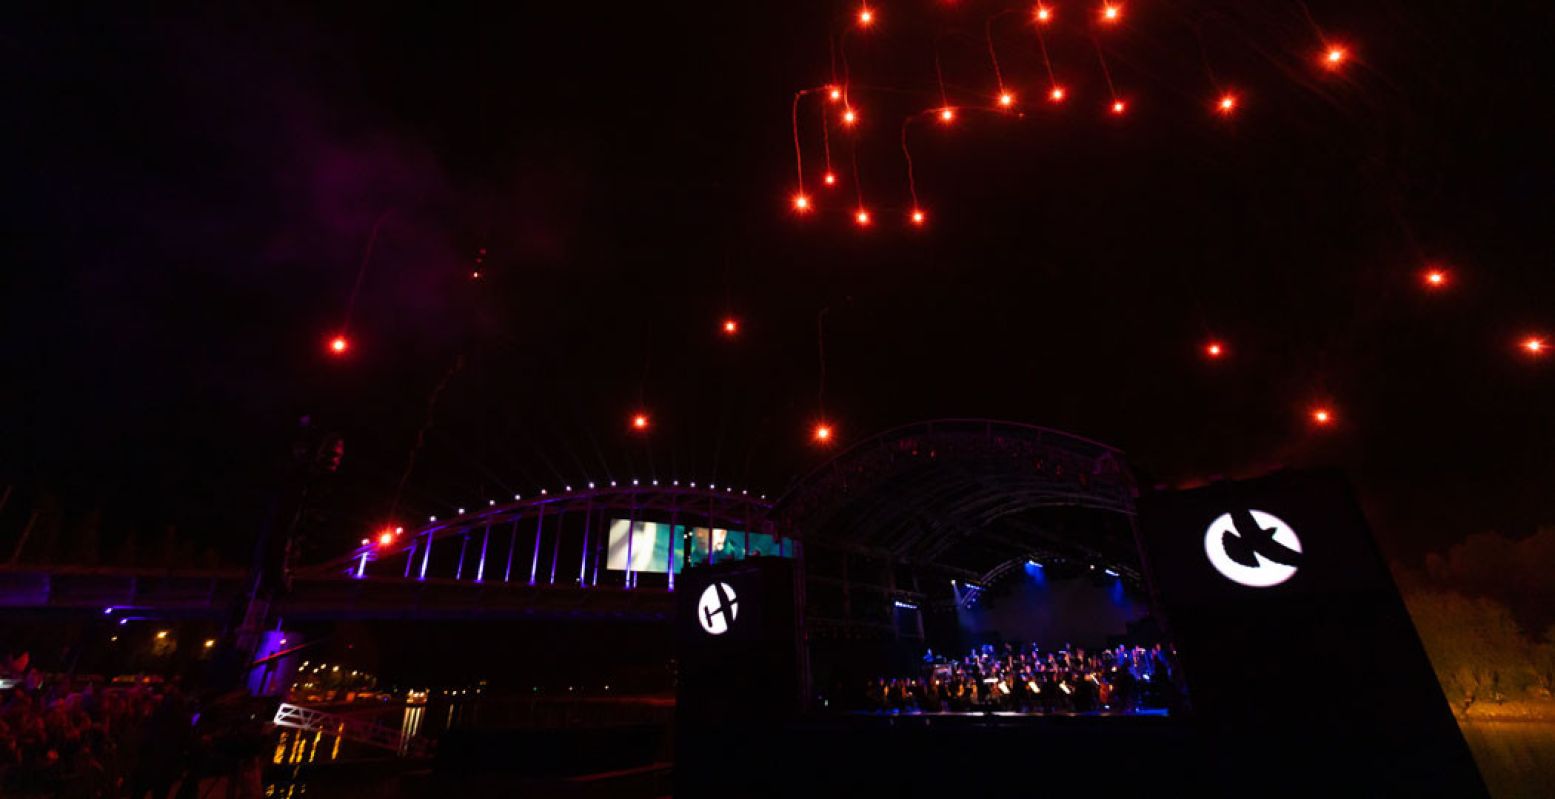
[1324,47,1347,69]
[1035,5,1052,23]
[471,270,480,279]
[939,107,955,123]
[855,209,872,226]
[842,108,858,126]
[1205,341,1225,359]
[1216,94,1237,114]
[1423,268,1448,289]
[377,531,395,547]
[722,318,739,336]
[1310,407,1334,426]
[1523,337,1546,356]
[813,423,834,443]
[1102,4,1121,23]
[1049,86,1066,102]
[1111,100,1126,115]
[631,413,650,431]
[793,194,811,212]
[999,92,1015,108]
[328,335,349,355]
[911,209,926,226]
[828,86,842,102]
[823,172,837,186]
[858,7,873,26]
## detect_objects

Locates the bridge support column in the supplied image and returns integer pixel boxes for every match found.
[247,629,301,698]
[666,508,680,591]
[504,519,519,582]
[529,507,545,585]
[625,505,639,588]
[578,502,594,585]
[476,523,491,582]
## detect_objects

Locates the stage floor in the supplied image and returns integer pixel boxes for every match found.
[848,708,1171,719]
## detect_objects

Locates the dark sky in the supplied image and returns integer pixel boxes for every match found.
[2,1,1551,565]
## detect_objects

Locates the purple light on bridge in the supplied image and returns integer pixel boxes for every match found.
[355,552,368,578]
[476,524,491,582]
[103,607,114,615]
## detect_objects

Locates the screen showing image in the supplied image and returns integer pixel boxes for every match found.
[607,520,793,573]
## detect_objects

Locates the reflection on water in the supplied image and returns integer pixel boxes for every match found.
[402,703,425,745]
[1458,719,1555,799]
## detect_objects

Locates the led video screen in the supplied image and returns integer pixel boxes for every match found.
[606,519,791,573]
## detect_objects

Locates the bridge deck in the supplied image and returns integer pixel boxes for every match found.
[0,567,671,621]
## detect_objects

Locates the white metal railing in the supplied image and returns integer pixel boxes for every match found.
[272,702,433,757]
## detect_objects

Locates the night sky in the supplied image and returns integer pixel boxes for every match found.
[2,1,1551,566]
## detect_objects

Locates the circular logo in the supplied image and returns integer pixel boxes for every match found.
[1203,509,1303,588]
[697,582,739,635]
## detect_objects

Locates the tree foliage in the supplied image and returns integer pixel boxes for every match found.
[1404,590,1541,709]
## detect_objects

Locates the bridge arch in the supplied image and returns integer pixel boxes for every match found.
[321,483,786,595]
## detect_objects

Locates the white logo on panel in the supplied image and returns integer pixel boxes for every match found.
[1203,509,1303,588]
[697,582,739,635]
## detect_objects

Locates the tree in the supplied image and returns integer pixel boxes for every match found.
[1404,590,1538,710]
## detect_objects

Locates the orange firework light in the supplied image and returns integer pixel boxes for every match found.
[1049,86,1066,102]
[1311,407,1335,426]
[911,209,926,226]
[1423,268,1449,288]
[792,193,811,212]
[328,335,349,355]
[1102,4,1121,23]
[813,423,834,443]
[1035,5,1053,24]
[1205,341,1225,359]
[1522,336,1547,356]
[1111,100,1127,115]
[939,107,955,122]
[1324,46,1348,69]
[1217,94,1238,114]
[823,172,837,186]
[855,209,872,226]
[857,7,873,26]
[842,108,858,126]
[722,318,739,336]
[631,413,649,431]
[999,92,1015,107]
[828,86,842,102]
[377,530,395,547]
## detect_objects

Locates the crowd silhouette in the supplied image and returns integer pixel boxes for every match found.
[0,668,265,798]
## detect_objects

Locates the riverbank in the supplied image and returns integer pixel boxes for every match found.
[1455,713,1555,799]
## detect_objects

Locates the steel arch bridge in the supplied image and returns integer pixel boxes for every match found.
[315,482,785,597]
[0,420,1141,628]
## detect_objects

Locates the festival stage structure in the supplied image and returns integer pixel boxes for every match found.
[671,420,1487,798]
[773,419,1141,647]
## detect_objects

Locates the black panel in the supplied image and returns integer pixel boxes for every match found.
[1137,469,1485,796]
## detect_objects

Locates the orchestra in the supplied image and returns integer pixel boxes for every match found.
[863,643,1178,715]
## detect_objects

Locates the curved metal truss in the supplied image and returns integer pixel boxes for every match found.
[774,419,1141,637]
[313,485,781,594]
